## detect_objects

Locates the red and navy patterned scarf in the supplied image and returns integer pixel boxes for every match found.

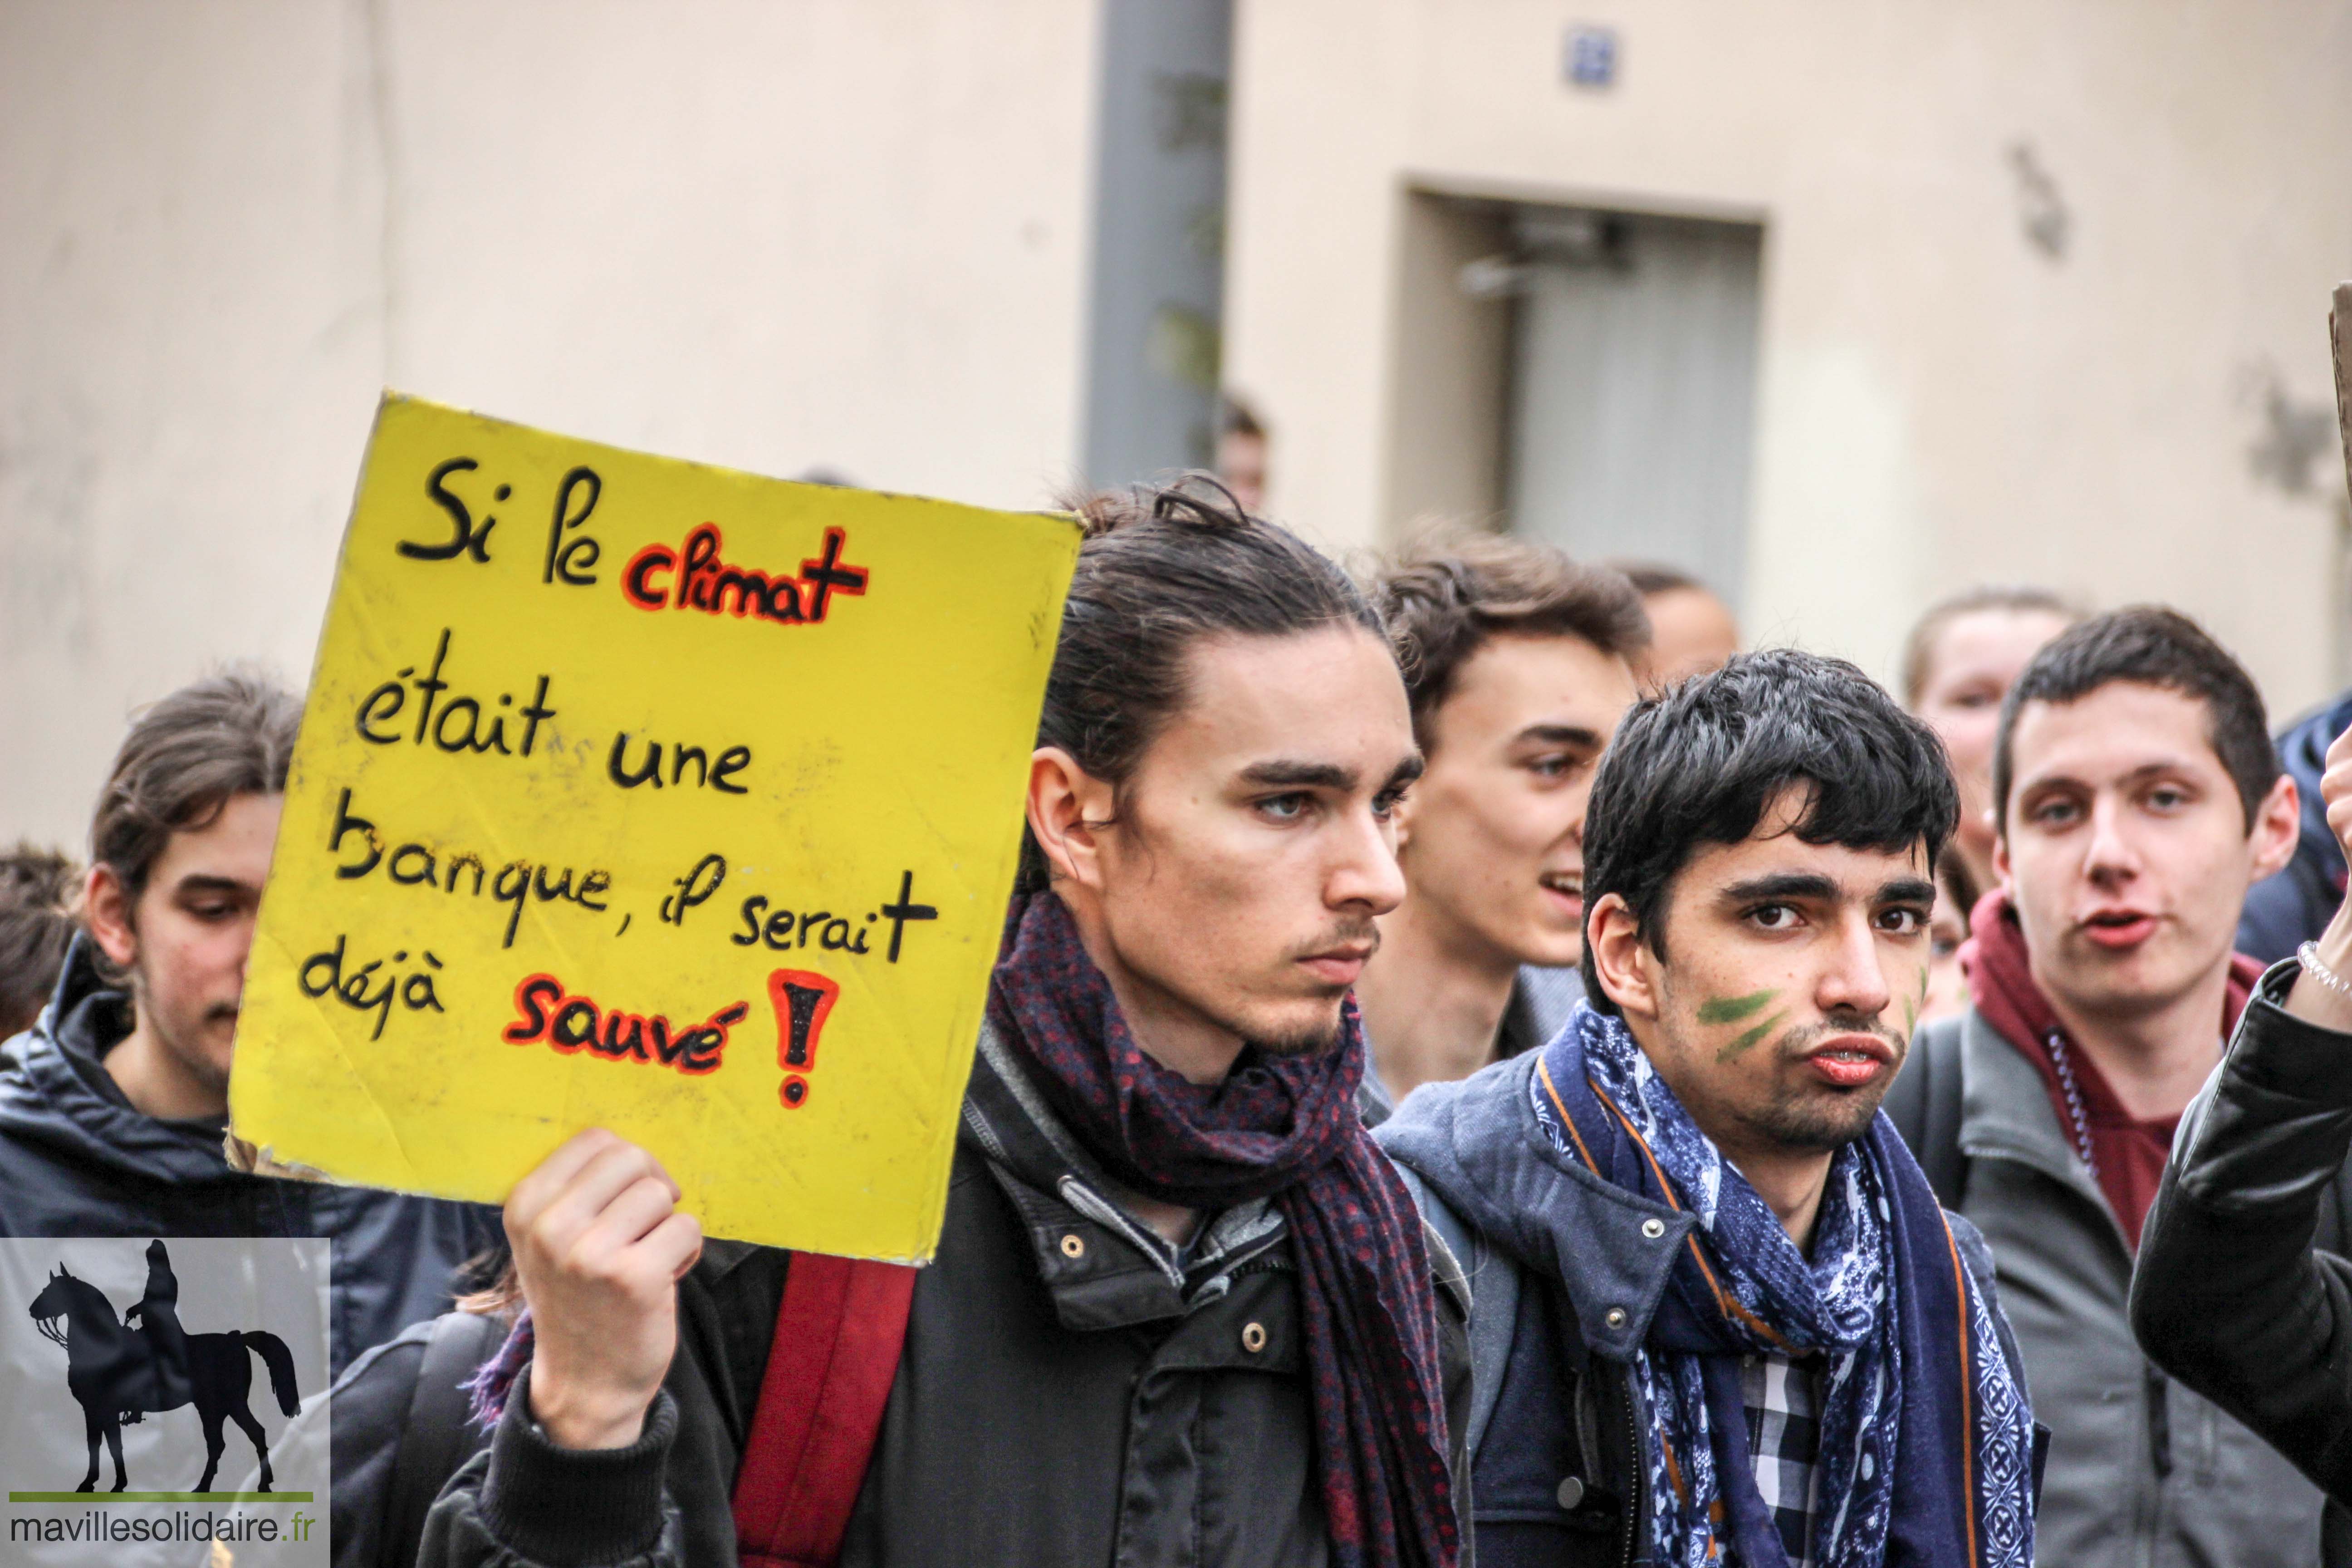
[991,889,1460,1568]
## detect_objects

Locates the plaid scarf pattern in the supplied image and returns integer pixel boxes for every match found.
[991,890,1459,1568]
[1531,1006,2033,1568]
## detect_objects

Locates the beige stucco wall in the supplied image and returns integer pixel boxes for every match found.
[10,1,2351,848]
[1225,0,2352,714]
[0,0,1099,846]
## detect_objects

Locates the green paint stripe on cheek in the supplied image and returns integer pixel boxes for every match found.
[1696,989,1780,1026]
[1716,1010,1790,1063]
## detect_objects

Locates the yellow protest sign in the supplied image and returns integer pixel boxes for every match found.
[230,394,1079,1259]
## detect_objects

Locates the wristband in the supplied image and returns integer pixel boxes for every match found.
[2298,941,2352,1003]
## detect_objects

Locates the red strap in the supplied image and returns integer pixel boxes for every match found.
[730,1252,917,1568]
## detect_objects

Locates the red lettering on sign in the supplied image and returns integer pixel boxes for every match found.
[619,524,868,626]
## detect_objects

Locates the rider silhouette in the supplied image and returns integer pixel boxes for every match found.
[120,1239,192,1419]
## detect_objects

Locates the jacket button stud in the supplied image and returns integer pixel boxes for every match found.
[1604,1307,1628,1329]
[1059,1234,1085,1259]
[1241,1322,1268,1353]
[1556,1476,1585,1510]
[1642,1218,1666,1239]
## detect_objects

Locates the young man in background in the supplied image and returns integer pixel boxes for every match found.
[1900,584,2080,913]
[0,841,80,1042]
[1357,535,1646,1102]
[1612,562,1738,689]
[1886,607,2327,1567]
[0,672,497,1375]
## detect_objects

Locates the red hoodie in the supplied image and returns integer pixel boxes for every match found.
[1961,889,2262,1250]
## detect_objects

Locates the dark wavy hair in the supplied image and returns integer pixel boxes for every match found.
[1580,648,1960,1012]
[0,843,80,1037]
[1367,529,1649,750]
[91,669,299,905]
[1991,605,2278,835]
[1019,474,1387,890]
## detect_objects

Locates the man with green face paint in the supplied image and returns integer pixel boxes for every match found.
[1382,650,2037,1568]
[1699,988,1787,1060]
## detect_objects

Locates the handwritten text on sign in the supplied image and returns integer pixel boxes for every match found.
[230,395,1079,1259]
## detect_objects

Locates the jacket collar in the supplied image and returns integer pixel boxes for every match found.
[0,933,249,1183]
[960,1019,1286,1331]
[1378,1049,1692,1361]
[1954,1003,2119,1230]
[39,931,121,1049]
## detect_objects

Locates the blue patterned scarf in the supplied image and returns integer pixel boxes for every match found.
[1531,1006,2033,1568]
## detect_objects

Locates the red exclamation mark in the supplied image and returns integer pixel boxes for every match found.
[767,969,839,1108]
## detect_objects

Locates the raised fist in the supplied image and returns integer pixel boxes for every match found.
[505,1128,703,1450]
[2325,723,2352,867]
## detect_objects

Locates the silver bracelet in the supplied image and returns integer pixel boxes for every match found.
[2298,941,2352,1001]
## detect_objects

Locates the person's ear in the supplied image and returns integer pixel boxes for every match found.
[82,863,138,971]
[1991,821,2014,894]
[1026,747,1118,892]
[1586,892,1662,1021]
[2249,773,2299,883]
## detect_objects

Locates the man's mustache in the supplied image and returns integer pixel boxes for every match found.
[1775,1013,1905,1057]
[1285,921,1382,964]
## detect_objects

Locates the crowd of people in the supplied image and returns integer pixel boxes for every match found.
[7,471,2352,1567]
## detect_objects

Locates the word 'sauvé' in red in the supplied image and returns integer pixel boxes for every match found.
[501,973,747,1077]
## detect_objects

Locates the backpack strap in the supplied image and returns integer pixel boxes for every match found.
[387,1310,510,1563]
[1884,1017,1970,1211]
[730,1252,917,1568]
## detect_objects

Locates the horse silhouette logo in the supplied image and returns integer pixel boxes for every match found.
[24,1240,301,1494]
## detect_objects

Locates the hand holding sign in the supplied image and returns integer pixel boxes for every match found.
[230,395,1078,1260]
[505,1129,698,1451]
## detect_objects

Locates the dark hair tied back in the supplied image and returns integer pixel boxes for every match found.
[1022,474,1387,890]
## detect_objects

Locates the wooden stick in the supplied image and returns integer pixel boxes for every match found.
[2334,281,2352,514]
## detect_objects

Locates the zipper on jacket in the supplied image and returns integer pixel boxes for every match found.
[1057,1176,1188,1290]
[2147,1364,2173,1481]
[1617,1366,1641,1568]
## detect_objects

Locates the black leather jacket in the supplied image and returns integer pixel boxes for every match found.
[2132,958,2352,1554]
